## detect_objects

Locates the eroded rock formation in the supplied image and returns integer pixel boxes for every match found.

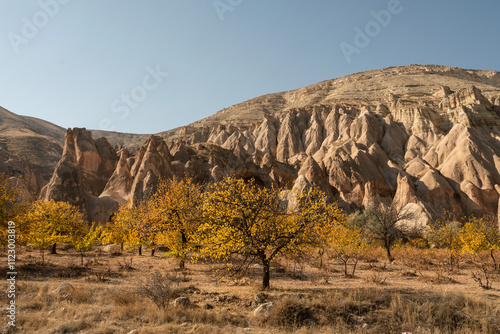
[42,65,500,225]
[41,128,119,222]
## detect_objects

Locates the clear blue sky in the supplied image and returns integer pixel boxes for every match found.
[1,0,499,134]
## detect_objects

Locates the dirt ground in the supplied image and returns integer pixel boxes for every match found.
[1,245,500,334]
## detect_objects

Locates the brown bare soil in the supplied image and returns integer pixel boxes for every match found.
[1,246,500,334]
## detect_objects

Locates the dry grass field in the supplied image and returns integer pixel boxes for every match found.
[2,245,500,334]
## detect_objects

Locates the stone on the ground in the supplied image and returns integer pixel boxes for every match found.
[253,302,273,316]
[52,283,76,295]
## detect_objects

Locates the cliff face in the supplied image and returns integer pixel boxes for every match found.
[42,65,500,224]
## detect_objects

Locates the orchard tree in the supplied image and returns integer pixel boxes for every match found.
[147,177,202,268]
[102,207,131,251]
[21,199,87,263]
[427,212,463,270]
[0,174,30,245]
[327,221,371,277]
[71,223,102,266]
[135,201,163,256]
[196,177,343,289]
[103,202,151,255]
[460,215,499,269]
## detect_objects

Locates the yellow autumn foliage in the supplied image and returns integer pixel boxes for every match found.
[195,177,344,288]
[19,199,87,262]
[146,177,202,267]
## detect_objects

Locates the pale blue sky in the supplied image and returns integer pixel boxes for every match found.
[1,1,499,134]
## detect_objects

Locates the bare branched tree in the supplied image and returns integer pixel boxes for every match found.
[359,204,419,262]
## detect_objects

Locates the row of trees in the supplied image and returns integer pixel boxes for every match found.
[1,174,100,265]
[104,177,346,288]
[97,177,500,286]
[2,173,499,288]
[427,213,500,270]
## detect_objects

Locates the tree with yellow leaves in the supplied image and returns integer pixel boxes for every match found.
[71,223,102,266]
[102,201,149,255]
[20,199,87,263]
[460,215,499,268]
[427,211,463,270]
[0,174,30,246]
[327,220,370,277]
[196,177,343,289]
[147,177,202,268]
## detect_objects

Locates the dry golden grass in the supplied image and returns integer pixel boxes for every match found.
[1,245,499,333]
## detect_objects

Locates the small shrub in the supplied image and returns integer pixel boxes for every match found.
[397,247,434,272]
[94,270,111,282]
[71,288,94,304]
[266,297,315,329]
[118,257,135,270]
[136,270,179,310]
[367,272,387,285]
[471,264,494,289]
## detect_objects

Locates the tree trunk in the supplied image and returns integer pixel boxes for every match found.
[120,243,124,251]
[385,242,393,262]
[138,245,142,256]
[490,250,497,270]
[81,252,84,266]
[151,243,155,256]
[50,243,57,255]
[352,259,359,277]
[179,233,187,270]
[343,260,348,276]
[318,248,324,269]
[262,257,270,289]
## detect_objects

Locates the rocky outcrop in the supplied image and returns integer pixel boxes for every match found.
[253,117,278,157]
[439,86,493,111]
[424,124,500,216]
[99,149,133,205]
[276,112,305,162]
[41,128,119,222]
[0,148,46,195]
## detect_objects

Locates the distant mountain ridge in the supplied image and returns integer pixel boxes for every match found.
[166,64,500,131]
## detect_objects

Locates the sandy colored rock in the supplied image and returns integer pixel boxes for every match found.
[41,128,118,222]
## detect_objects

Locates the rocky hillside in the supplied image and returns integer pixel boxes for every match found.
[39,65,500,224]
[0,107,68,194]
[0,107,65,180]
[0,107,150,193]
